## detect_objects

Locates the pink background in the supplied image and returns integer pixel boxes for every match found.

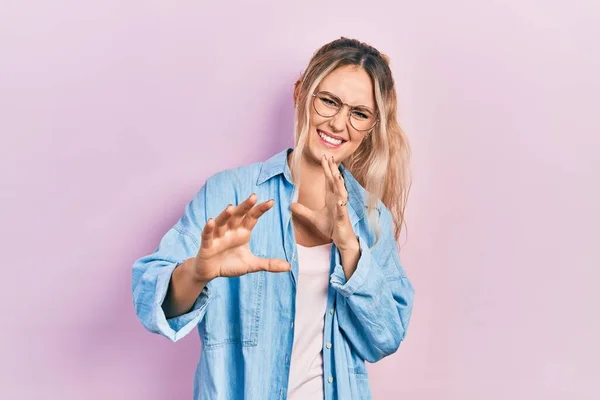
[1,1,598,399]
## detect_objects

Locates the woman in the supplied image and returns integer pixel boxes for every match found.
[132,37,415,400]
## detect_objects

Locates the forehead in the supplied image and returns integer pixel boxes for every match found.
[318,65,375,109]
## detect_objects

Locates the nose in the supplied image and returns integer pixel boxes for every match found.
[328,106,348,133]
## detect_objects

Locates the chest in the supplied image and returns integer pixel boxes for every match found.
[292,215,333,247]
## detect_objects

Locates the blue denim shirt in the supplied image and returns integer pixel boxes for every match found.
[132,147,415,400]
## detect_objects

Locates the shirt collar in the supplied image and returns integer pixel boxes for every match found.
[256,147,294,186]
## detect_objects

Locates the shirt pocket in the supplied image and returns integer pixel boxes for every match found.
[347,347,373,400]
[348,367,372,400]
[201,270,265,350]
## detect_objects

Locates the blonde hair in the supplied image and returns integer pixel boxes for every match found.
[291,37,411,242]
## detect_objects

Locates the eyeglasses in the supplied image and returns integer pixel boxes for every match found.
[311,91,379,132]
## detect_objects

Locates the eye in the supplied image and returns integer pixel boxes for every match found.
[352,110,370,120]
[320,97,338,107]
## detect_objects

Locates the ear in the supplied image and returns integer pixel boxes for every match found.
[293,78,302,107]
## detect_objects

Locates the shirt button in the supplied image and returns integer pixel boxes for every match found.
[328,377,334,383]
[291,321,294,328]
[326,342,332,349]
[329,308,334,315]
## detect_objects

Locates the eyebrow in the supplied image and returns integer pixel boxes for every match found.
[320,90,376,111]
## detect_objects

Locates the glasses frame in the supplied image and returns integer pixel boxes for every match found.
[311,91,379,132]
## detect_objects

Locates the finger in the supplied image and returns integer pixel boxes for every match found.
[334,168,348,200]
[229,193,258,227]
[329,156,346,195]
[321,154,335,192]
[290,202,316,226]
[214,204,235,237]
[247,254,291,274]
[201,218,215,249]
[241,199,274,231]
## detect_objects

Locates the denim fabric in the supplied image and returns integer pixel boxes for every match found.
[132,147,415,399]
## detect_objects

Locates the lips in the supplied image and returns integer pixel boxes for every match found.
[318,129,346,141]
[316,130,346,148]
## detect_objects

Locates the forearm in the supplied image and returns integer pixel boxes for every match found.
[331,233,414,362]
[334,268,413,362]
[339,238,360,281]
[162,258,208,319]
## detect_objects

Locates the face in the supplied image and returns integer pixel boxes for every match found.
[304,64,376,165]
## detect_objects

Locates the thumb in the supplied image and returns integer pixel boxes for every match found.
[290,202,316,225]
[247,254,291,273]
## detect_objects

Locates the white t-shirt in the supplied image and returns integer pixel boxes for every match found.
[287,242,332,400]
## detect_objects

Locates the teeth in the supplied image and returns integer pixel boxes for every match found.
[318,131,343,145]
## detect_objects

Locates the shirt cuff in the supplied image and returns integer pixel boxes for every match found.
[329,236,372,297]
[154,262,212,342]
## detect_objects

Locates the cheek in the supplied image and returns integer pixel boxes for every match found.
[309,109,331,129]
[348,134,365,148]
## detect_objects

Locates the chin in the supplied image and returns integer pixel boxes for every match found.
[307,144,345,166]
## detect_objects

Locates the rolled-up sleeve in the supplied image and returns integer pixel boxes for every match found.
[330,207,415,363]
[132,183,211,342]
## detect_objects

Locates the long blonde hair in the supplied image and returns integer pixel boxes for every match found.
[291,37,411,242]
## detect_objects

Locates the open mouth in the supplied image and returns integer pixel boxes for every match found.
[317,129,346,148]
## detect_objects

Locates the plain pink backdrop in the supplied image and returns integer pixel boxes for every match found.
[1,1,598,399]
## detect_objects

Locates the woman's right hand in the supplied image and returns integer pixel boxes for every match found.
[190,193,291,283]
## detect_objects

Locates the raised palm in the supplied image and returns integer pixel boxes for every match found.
[290,155,355,248]
[192,194,290,282]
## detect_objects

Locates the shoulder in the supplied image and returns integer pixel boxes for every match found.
[205,161,262,192]
[341,165,384,216]
[199,156,274,209]
[203,148,289,193]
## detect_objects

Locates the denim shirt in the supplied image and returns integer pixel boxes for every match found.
[132,147,415,400]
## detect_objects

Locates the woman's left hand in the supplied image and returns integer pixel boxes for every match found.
[290,155,358,251]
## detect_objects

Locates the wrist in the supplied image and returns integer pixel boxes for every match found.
[337,235,360,253]
[181,257,211,286]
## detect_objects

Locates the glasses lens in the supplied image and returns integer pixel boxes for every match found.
[313,92,340,117]
[313,91,378,131]
[350,108,377,131]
